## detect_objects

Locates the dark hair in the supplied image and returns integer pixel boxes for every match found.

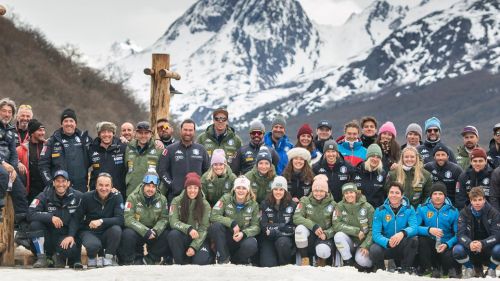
[360,116,378,128]
[97,172,113,186]
[376,134,401,164]
[265,189,292,207]
[156,118,169,124]
[282,158,314,184]
[181,119,196,130]
[388,181,404,194]
[179,188,205,225]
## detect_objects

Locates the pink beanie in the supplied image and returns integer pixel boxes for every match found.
[211,149,226,165]
[379,121,397,138]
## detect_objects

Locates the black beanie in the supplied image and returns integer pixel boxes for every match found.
[61,108,77,123]
[28,119,44,135]
[432,144,449,157]
[431,182,447,196]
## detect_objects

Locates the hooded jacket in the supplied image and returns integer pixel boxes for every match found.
[457,202,499,249]
[338,140,367,167]
[260,198,297,238]
[124,138,162,196]
[313,157,355,202]
[293,192,336,239]
[416,197,459,248]
[386,167,432,207]
[353,162,387,208]
[263,132,293,175]
[424,160,463,205]
[196,125,242,165]
[201,166,237,206]
[244,165,275,204]
[210,192,260,238]
[456,166,493,209]
[230,141,279,176]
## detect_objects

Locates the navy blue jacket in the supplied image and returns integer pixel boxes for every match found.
[353,162,387,208]
[75,190,124,234]
[456,166,493,209]
[313,157,355,202]
[424,160,463,205]
[457,202,499,250]
[0,122,19,166]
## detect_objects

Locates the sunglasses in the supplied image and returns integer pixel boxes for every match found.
[214,117,227,122]
[250,131,263,136]
[427,128,439,133]
[495,132,500,137]
[143,175,160,185]
[157,124,169,131]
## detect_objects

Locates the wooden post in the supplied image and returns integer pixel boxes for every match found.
[0,193,15,266]
[144,53,181,137]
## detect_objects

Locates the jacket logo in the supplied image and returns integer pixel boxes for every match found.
[483,178,489,185]
[193,149,200,156]
[385,214,391,222]
[340,166,347,173]
[228,139,234,145]
[427,211,434,218]
[286,206,293,213]
[445,171,452,179]
[125,202,132,211]
[359,208,367,216]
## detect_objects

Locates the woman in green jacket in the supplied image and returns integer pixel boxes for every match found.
[245,147,276,203]
[209,175,260,264]
[385,146,432,207]
[293,174,337,266]
[168,172,212,265]
[201,149,237,206]
[333,182,375,271]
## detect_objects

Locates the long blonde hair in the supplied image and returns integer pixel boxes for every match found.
[363,156,384,173]
[396,146,424,187]
[205,163,229,181]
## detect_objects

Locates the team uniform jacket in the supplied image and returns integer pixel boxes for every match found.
[416,197,459,249]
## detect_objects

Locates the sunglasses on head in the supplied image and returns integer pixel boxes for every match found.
[250,131,263,136]
[214,116,227,122]
[427,128,439,133]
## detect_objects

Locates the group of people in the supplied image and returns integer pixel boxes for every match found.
[0,97,499,278]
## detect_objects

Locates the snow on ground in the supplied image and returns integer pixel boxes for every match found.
[0,264,465,281]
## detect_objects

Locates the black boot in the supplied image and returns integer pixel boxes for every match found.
[14,213,31,249]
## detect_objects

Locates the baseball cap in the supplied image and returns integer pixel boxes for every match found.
[317,120,332,130]
[53,170,69,180]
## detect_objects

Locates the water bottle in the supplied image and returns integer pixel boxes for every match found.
[435,236,442,250]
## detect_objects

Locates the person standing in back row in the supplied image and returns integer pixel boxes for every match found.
[263,115,293,175]
[417,117,456,164]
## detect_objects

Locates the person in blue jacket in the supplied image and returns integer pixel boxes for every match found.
[416,182,460,278]
[263,115,293,175]
[369,181,418,273]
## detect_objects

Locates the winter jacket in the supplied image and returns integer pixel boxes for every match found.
[263,132,294,175]
[361,134,377,149]
[332,194,374,249]
[488,139,500,169]
[418,140,456,164]
[196,125,242,165]
[76,190,124,233]
[385,167,432,207]
[260,199,297,238]
[372,197,418,248]
[201,167,237,206]
[210,193,260,238]
[424,160,463,205]
[124,185,169,237]
[230,141,279,175]
[14,126,29,147]
[338,141,367,167]
[491,167,500,211]
[124,138,163,196]
[244,166,275,204]
[157,141,209,200]
[17,142,45,200]
[88,137,127,196]
[457,202,500,250]
[169,191,211,251]
[286,171,313,201]
[353,163,387,208]
[0,122,19,166]
[313,157,355,202]
[416,197,459,249]
[455,166,493,210]
[293,192,336,239]
[314,135,333,154]
[456,145,473,171]
[27,186,82,237]
[39,128,92,192]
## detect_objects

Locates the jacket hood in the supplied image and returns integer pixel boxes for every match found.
[339,140,363,149]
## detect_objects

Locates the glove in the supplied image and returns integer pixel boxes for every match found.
[144,229,156,240]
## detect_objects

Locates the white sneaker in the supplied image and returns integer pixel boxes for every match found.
[96,257,104,268]
[87,258,97,268]
[486,268,496,278]
[103,254,118,266]
[463,268,474,279]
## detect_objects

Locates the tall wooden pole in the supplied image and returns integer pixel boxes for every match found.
[0,194,15,266]
[144,53,181,137]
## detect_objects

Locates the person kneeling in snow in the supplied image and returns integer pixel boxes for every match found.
[369,181,418,273]
[332,182,374,271]
[293,174,337,266]
[118,170,170,265]
[209,175,260,264]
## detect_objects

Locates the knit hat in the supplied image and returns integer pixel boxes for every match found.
[461,125,478,137]
[213,108,228,119]
[312,174,329,192]
[271,115,286,128]
[366,144,382,158]
[256,147,272,164]
[210,149,226,165]
[424,117,441,132]
[323,140,338,152]
[405,123,423,138]
[378,121,397,138]
[470,147,487,160]
[248,120,265,133]
[297,124,313,138]
[287,147,311,162]
[60,108,77,123]
[431,182,447,196]
[432,144,450,156]
[317,120,332,130]
[234,176,251,190]
[271,176,288,191]
[341,182,358,194]
[96,121,117,135]
[184,172,201,188]
[28,119,44,135]
[136,121,151,132]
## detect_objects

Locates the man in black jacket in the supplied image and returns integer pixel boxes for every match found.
[27,170,82,268]
[39,108,92,192]
[88,121,126,198]
[417,117,456,164]
[452,187,500,278]
[76,173,123,267]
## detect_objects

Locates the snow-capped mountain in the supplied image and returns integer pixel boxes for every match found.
[110,0,499,128]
